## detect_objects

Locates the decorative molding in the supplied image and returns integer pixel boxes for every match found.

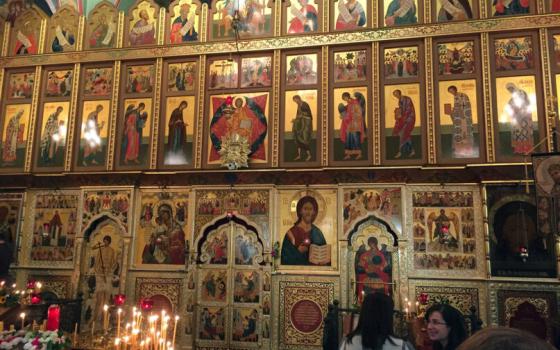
[425,37,435,164]
[321,46,328,167]
[540,28,555,151]
[24,66,42,173]
[272,49,281,168]
[481,33,495,163]
[107,61,121,171]
[195,54,206,169]
[373,41,380,165]
[150,57,163,169]
[2,15,560,67]
[64,63,81,171]
[135,277,183,312]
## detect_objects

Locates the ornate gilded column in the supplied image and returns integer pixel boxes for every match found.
[76,15,85,51]
[425,37,436,164]
[481,186,492,279]
[323,0,330,33]
[537,0,546,14]
[481,33,495,162]
[424,0,432,24]
[479,0,488,18]
[107,61,121,171]
[64,63,81,171]
[274,0,282,37]
[117,11,125,48]
[158,7,166,46]
[373,41,381,165]
[195,55,206,169]
[24,66,42,173]
[150,58,164,169]
[272,49,281,167]
[539,29,555,151]
[201,3,209,42]
[1,22,9,56]
[321,46,329,167]
[38,18,46,54]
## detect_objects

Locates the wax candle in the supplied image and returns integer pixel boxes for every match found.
[19,312,25,329]
[46,305,60,331]
[172,316,179,349]
[73,323,78,346]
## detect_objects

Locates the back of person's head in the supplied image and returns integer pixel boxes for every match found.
[348,292,395,349]
[425,303,468,350]
[457,327,556,350]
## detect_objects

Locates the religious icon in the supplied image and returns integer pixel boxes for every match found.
[384,84,422,160]
[84,68,113,96]
[82,190,130,227]
[353,233,393,303]
[7,72,34,99]
[234,233,260,265]
[164,96,195,166]
[280,195,331,266]
[0,193,23,263]
[383,0,418,26]
[241,57,272,88]
[209,59,239,89]
[208,93,269,164]
[286,0,319,34]
[494,37,534,71]
[202,228,228,264]
[119,99,152,167]
[412,190,478,271]
[201,270,227,302]
[1,104,30,169]
[438,80,479,159]
[126,65,154,94]
[283,90,317,163]
[88,11,117,49]
[45,70,73,97]
[51,24,76,52]
[383,47,419,79]
[333,88,367,161]
[232,308,259,342]
[37,102,70,168]
[80,222,123,329]
[343,188,402,233]
[333,50,367,83]
[77,100,110,168]
[168,62,197,92]
[140,203,186,265]
[211,0,272,39]
[492,0,530,16]
[13,23,38,55]
[436,0,473,21]
[554,35,560,68]
[495,76,538,156]
[334,0,367,30]
[31,193,78,262]
[128,3,157,46]
[262,295,271,315]
[199,307,226,340]
[233,271,260,303]
[437,41,475,75]
[286,54,318,85]
[170,1,199,43]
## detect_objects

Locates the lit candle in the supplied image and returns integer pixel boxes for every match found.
[73,323,78,346]
[46,305,60,331]
[117,308,122,338]
[115,338,120,350]
[91,320,95,338]
[172,316,179,349]
[103,305,109,332]
[19,312,25,330]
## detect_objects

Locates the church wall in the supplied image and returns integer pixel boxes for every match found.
[0,0,559,349]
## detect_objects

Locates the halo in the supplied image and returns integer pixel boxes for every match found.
[288,190,326,224]
[534,156,560,195]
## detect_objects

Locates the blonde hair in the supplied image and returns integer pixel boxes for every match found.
[456,327,556,350]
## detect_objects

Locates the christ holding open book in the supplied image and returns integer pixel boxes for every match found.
[281,195,331,266]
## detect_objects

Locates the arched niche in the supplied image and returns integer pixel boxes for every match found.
[345,215,401,307]
[85,0,119,50]
[46,4,79,53]
[78,215,127,329]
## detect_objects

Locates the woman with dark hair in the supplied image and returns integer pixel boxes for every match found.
[425,304,468,350]
[456,326,555,350]
[340,293,414,350]
[280,195,328,265]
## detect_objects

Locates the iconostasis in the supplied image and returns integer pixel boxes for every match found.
[0,0,559,349]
